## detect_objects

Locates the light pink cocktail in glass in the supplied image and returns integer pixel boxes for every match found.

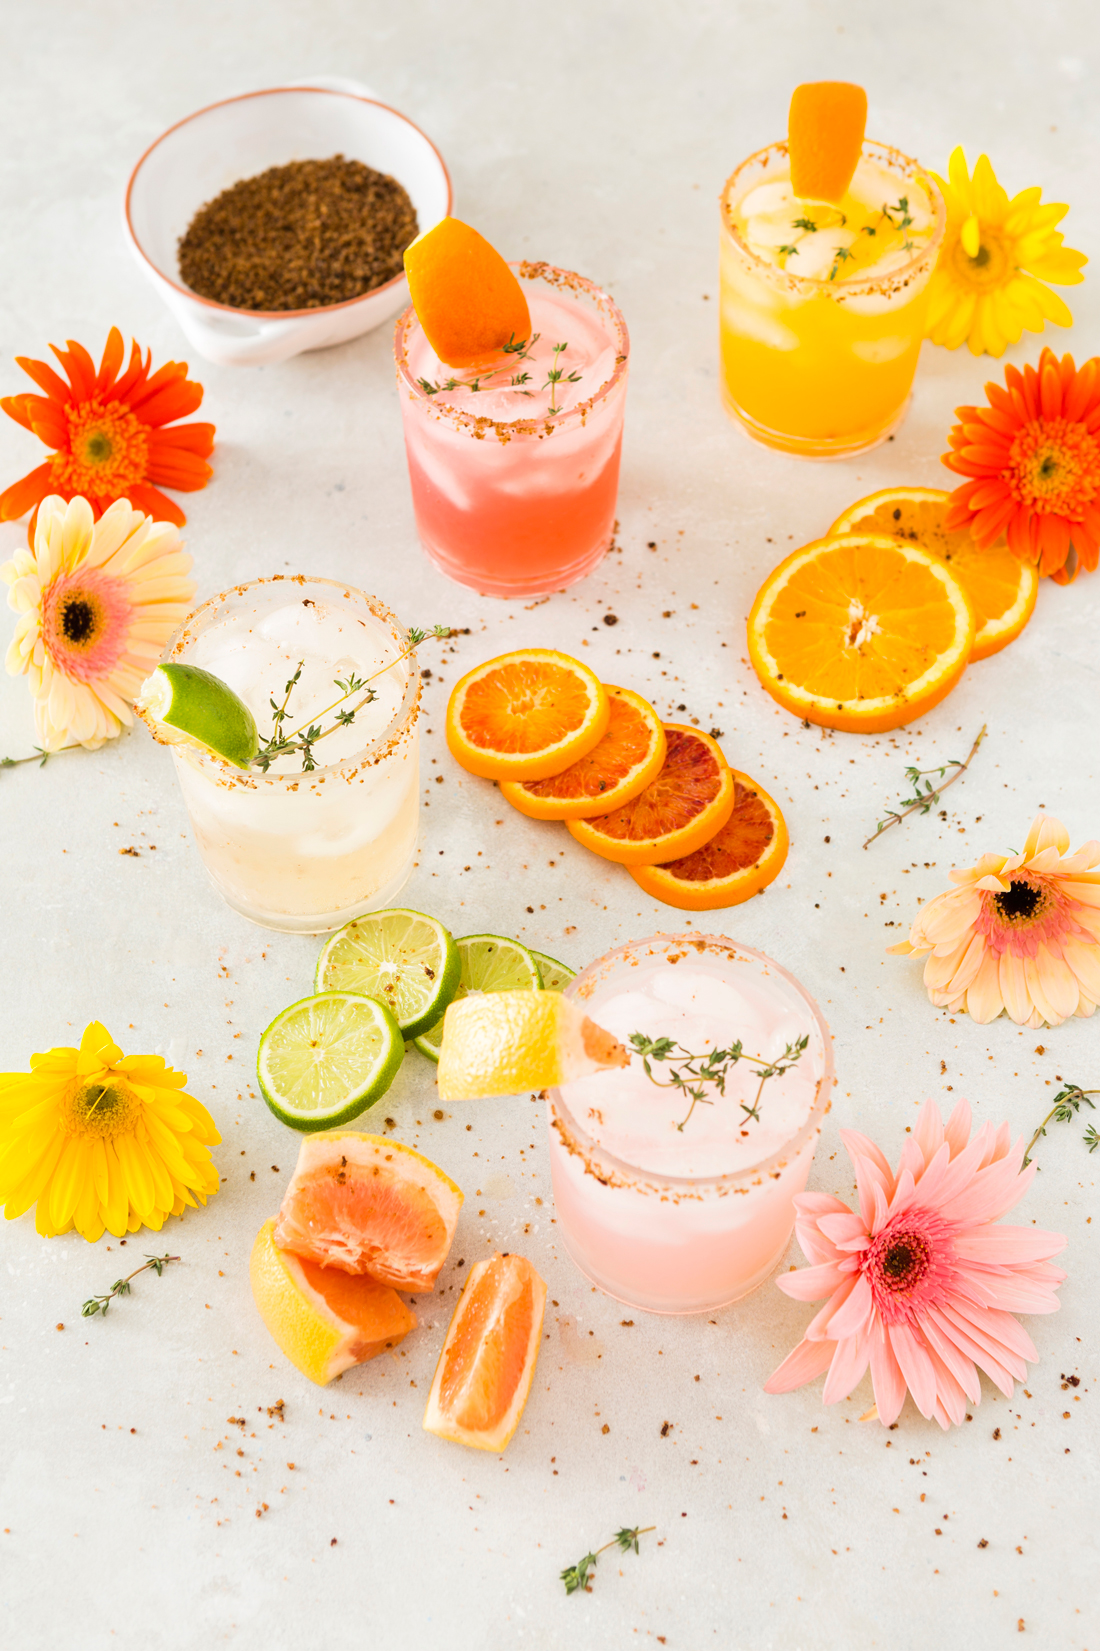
[547,933,834,1315]
[394,262,629,597]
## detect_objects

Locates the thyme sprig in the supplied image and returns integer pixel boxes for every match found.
[252,625,449,773]
[629,1032,809,1132]
[543,343,582,416]
[1023,1084,1100,1168]
[1,745,80,771]
[82,1253,180,1318]
[863,725,987,849]
[417,332,541,397]
[561,1525,655,1595]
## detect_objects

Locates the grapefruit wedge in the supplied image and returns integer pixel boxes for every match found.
[567,725,734,866]
[423,1252,546,1451]
[274,1132,463,1292]
[249,1218,416,1386]
[500,686,666,820]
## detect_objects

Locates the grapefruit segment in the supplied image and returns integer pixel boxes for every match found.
[423,1252,546,1450]
[274,1131,463,1291]
[567,725,735,866]
[788,82,867,205]
[404,217,532,370]
[828,486,1038,662]
[631,771,789,909]
[446,649,610,780]
[249,1218,415,1386]
[499,686,666,819]
[747,534,975,732]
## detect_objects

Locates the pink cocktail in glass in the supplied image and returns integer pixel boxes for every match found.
[547,933,834,1315]
[394,262,629,598]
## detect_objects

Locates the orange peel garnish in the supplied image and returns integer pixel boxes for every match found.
[788,82,867,204]
[404,217,531,370]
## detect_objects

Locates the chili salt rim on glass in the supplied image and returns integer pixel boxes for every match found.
[548,932,835,1196]
[720,139,946,301]
[161,576,421,792]
[394,260,630,437]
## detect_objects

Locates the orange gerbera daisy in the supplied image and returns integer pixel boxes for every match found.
[942,347,1100,584]
[0,327,214,542]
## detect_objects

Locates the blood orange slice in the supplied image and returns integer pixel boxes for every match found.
[249,1218,416,1387]
[274,1131,463,1292]
[446,649,610,781]
[499,686,666,819]
[404,217,532,370]
[423,1252,546,1451]
[631,771,789,909]
[567,725,734,866]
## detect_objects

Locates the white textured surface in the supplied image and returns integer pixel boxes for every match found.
[1,4,1098,1647]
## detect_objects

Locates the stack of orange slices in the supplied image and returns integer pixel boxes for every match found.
[746,486,1039,733]
[446,648,788,909]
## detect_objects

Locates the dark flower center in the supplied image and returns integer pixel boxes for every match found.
[878,1232,930,1293]
[62,1076,140,1138]
[993,879,1043,922]
[969,245,991,268]
[82,429,114,466]
[61,597,96,643]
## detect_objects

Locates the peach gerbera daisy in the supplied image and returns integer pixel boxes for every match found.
[0,327,214,542]
[765,1098,1066,1429]
[943,347,1100,585]
[0,1020,220,1242]
[889,815,1100,1027]
[925,147,1085,358]
[1,493,195,751]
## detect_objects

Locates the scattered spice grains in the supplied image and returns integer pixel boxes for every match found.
[178,156,418,311]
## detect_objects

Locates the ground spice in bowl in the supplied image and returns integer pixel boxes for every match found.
[178,155,419,312]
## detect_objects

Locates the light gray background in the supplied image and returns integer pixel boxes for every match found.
[1,3,1097,1647]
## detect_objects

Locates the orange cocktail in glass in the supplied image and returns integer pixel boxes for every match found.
[719,141,945,458]
[394,262,629,597]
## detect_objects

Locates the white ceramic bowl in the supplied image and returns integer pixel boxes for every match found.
[123,79,451,367]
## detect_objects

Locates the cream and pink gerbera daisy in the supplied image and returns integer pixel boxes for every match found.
[889,815,1100,1027]
[1,492,195,751]
[765,1099,1065,1429]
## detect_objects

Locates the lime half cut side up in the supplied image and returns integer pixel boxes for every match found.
[136,662,259,770]
[528,951,576,993]
[315,909,461,1041]
[258,992,405,1132]
[412,933,543,1062]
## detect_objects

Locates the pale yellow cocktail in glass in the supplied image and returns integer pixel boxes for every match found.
[720,140,945,458]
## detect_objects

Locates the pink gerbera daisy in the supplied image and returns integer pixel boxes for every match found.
[890,814,1100,1027]
[764,1098,1065,1429]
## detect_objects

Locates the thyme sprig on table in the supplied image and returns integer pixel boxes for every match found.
[252,625,449,773]
[629,1032,810,1133]
[82,1253,180,1318]
[1023,1083,1100,1168]
[863,725,987,849]
[561,1525,655,1595]
[1,745,80,771]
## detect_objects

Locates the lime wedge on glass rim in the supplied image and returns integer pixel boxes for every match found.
[528,951,576,993]
[412,933,543,1062]
[135,662,258,769]
[257,992,404,1132]
[315,909,461,1041]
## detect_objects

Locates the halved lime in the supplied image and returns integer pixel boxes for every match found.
[413,933,543,1062]
[314,909,461,1041]
[257,992,404,1132]
[529,950,576,993]
[135,662,258,769]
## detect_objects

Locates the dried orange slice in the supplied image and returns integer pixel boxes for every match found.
[274,1131,463,1292]
[788,81,867,204]
[423,1252,546,1451]
[828,487,1038,662]
[446,649,610,781]
[567,725,735,866]
[499,686,666,820]
[404,217,532,370]
[631,771,789,910]
[747,534,975,734]
[249,1218,416,1387]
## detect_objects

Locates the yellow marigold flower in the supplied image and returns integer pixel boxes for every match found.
[925,146,1086,357]
[0,1022,220,1241]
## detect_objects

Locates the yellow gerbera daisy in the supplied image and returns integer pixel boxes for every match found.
[925,146,1086,357]
[1,492,195,752]
[0,1022,220,1242]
